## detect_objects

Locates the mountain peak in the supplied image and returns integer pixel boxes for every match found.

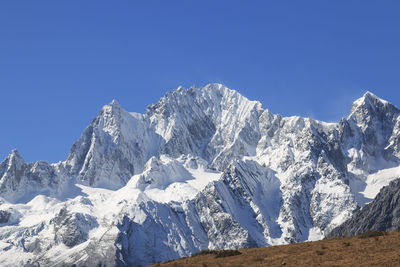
[363,91,377,98]
[8,149,23,163]
[349,91,395,118]
[9,149,20,156]
[109,99,122,108]
[353,91,387,106]
[147,83,260,116]
[0,149,25,170]
[169,83,233,97]
[204,83,225,90]
[98,99,125,119]
[176,85,185,92]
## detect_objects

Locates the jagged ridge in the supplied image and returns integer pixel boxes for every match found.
[0,84,400,266]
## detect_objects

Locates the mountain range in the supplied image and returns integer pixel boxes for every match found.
[0,84,399,266]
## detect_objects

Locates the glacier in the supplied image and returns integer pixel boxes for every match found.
[0,84,400,266]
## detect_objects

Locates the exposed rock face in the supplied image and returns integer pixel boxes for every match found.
[0,84,399,266]
[65,100,161,189]
[328,178,400,237]
[0,210,11,224]
[0,150,65,202]
[52,207,98,247]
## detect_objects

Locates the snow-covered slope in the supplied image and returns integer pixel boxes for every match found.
[0,84,399,266]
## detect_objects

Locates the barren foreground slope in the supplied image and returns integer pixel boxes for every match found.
[153,231,400,267]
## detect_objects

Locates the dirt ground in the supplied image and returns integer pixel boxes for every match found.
[151,231,400,267]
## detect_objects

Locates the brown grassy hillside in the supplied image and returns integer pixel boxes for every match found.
[151,231,400,267]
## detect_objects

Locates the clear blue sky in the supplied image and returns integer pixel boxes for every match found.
[1,1,400,163]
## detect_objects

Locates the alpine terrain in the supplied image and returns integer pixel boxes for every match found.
[328,178,400,237]
[0,84,399,266]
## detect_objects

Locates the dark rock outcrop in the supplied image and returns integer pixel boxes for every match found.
[0,210,11,224]
[328,178,400,237]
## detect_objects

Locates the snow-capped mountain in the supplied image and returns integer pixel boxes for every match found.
[0,84,399,266]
